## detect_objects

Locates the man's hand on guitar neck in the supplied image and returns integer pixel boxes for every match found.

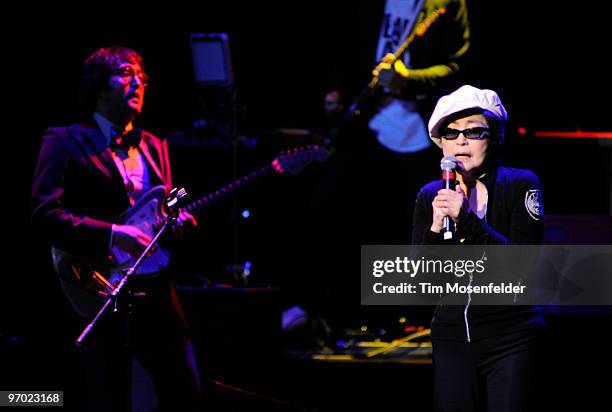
[112,224,153,259]
[372,53,410,93]
[171,210,198,240]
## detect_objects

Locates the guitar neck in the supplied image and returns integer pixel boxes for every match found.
[183,164,276,216]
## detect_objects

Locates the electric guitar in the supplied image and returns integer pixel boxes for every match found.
[51,146,328,316]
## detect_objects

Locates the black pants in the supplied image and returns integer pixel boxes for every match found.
[78,285,202,412]
[433,330,543,412]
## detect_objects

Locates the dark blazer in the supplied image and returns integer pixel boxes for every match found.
[31,120,173,259]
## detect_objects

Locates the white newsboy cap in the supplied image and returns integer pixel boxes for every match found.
[428,85,508,148]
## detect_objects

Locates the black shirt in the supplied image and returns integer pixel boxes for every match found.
[412,166,545,341]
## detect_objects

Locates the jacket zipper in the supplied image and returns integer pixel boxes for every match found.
[464,273,473,342]
[514,279,521,304]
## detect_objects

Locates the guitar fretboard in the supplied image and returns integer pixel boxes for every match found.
[184,164,276,216]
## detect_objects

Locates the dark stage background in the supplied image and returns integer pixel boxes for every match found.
[4,1,612,410]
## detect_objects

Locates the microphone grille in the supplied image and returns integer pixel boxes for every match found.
[440,156,457,171]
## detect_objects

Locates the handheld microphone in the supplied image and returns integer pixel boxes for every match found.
[440,156,457,240]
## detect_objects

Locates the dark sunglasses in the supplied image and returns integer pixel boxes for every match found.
[440,127,490,140]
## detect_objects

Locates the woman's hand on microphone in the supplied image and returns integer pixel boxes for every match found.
[430,202,446,233]
[430,185,470,232]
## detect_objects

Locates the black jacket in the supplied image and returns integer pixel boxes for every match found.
[31,121,172,258]
[412,166,545,341]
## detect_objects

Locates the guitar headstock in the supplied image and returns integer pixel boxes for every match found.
[271,145,329,175]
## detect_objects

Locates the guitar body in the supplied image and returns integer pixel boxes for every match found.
[52,185,171,316]
[109,185,172,280]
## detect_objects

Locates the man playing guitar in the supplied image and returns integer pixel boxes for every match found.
[31,46,202,411]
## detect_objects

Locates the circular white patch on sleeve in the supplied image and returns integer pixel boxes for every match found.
[525,189,542,221]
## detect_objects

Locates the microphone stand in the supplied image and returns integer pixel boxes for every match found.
[75,187,187,347]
